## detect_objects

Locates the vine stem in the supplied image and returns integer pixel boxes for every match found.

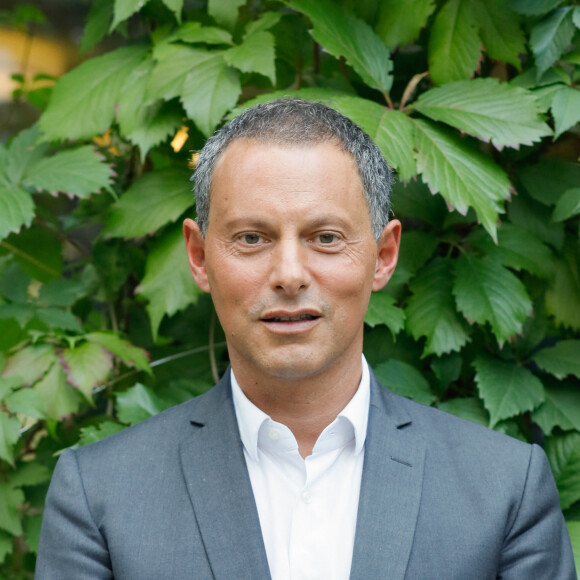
[1,241,60,277]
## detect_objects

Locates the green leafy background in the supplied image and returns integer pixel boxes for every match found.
[1,0,580,575]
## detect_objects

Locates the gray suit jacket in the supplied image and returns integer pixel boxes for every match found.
[36,371,575,579]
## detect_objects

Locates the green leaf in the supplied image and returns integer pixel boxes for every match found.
[508,0,563,15]
[473,0,525,69]
[553,188,580,222]
[160,0,183,22]
[208,0,245,30]
[245,12,282,36]
[36,308,82,332]
[38,278,87,307]
[551,86,580,139]
[545,432,580,510]
[34,362,82,420]
[62,343,113,401]
[566,521,580,578]
[0,482,24,536]
[388,230,439,289]
[414,79,551,149]
[532,381,580,434]
[406,258,470,357]
[473,356,545,427]
[438,397,489,427]
[23,146,113,198]
[40,45,149,141]
[136,225,202,339]
[111,0,148,29]
[530,7,576,78]
[0,377,18,402]
[77,420,125,446]
[224,30,276,85]
[0,531,11,564]
[8,462,51,488]
[0,185,34,242]
[85,332,151,373]
[1,344,57,387]
[116,383,168,425]
[24,513,43,554]
[5,388,47,420]
[290,0,393,93]
[0,412,20,465]
[520,159,580,207]
[546,241,580,330]
[453,254,532,344]
[364,292,405,335]
[414,119,510,239]
[166,22,233,45]
[0,262,29,303]
[533,340,580,380]
[373,359,435,406]
[428,0,480,85]
[104,169,191,238]
[80,0,113,53]
[4,125,49,185]
[375,0,436,48]
[574,6,580,28]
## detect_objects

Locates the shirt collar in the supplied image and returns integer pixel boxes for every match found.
[231,355,371,461]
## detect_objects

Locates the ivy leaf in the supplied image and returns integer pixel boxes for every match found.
[0,185,34,242]
[546,241,580,330]
[289,0,393,93]
[438,397,489,427]
[34,362,82,420]
[545,433,580,510]
[453,254,532,344]
[530,7,576,78]
[208,0,245,30]
[552,188,580,222]
[414,119,510,239]
[473,0,525,69]
[508,0,563,15]
[473,356,545,428]
[373,359,435,406]
[136,225,202,339]
[23,146,113,198]
[80,0,113,53]
[551,86,580,139]
[77,421,125,446]
[406,258,470,357]
[364,292,405,336]
[533,340,580,380]
[0,412,20,465]
[533,381,580,435]
[116,383,169,425]
[428,0,480,85]
[1,344,57,387]
[375,0,436,48]
[104,169,192,238]
[414,79,551,149]
[224,30,276,85]
[85,332,151,373]
[62,343,113,401]
[40,45,148,141]
[0,483,24,536]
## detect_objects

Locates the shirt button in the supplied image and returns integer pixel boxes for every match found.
[301,490,312,504]
[268,429,280,441]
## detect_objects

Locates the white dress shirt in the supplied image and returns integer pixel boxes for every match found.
[231,357,370,580]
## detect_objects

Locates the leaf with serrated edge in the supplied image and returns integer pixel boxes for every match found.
[453,254,532,343]
[208,0,245,30]
[428,0,481,85]
[224,30,276,85]
[116,383,168,425]
[546,241,580,330]
[0,483,24,536]
[23,147,113,198]
[414,119,509,239]
[77,421,125,446]
[375,0,436,48]
[80,0,113,54]
[374,359,435,406]
[166,22,233,45]
[1,344,57,387]
[407,258,470,357]
[161,0,183,21]
[545,433,580,510]
[111,0,148,30]
[553,188,580,222]
[533,382,580,434]
[414,79,551,149]
[533,340,580,380]
[8,462,51,487]
[5,389,47,419]
[5,125,49,185]
[0,185,34,242]
[530,7,575,78]
[508,0,563,16]
[104,169,192,238]
[34,362,82,420]
[40,46,148,142]
[85,332,151,373]
[289,0,393,93]
[438,397,489,427]
[473,356,544,427]
[62,343,113,401]
[551,86,580,139]
[245,12,281,36]
[364,292,405,335]
[0,412,20,465]
[136,225,202,339]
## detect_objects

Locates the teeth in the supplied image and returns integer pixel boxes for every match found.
[270,314,315,321]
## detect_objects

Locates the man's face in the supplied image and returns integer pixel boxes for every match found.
[184,139,400,384]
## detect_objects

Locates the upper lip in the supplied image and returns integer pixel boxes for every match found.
[261,309,321,321]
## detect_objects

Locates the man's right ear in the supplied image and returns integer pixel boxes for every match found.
[183,218,211,293]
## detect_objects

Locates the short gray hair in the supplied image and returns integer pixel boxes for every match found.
[193,98,393,240]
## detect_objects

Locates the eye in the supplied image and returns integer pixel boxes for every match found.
[241,233,262,245]
[318,233,337,244]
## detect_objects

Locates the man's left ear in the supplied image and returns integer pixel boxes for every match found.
[372,219,401,291]
[183,218,211,293]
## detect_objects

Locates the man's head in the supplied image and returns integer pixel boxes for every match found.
[193,98,393,240]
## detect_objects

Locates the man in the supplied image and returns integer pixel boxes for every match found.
[36,99,575,579]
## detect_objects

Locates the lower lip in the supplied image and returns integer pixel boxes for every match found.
[261,317,321,334]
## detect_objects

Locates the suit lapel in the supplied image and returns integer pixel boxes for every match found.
[350,375,426,580]
[178,374,271,580]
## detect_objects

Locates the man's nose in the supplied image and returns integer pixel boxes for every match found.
[269,239,311,295]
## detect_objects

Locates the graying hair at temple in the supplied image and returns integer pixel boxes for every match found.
[192,98,393,240]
